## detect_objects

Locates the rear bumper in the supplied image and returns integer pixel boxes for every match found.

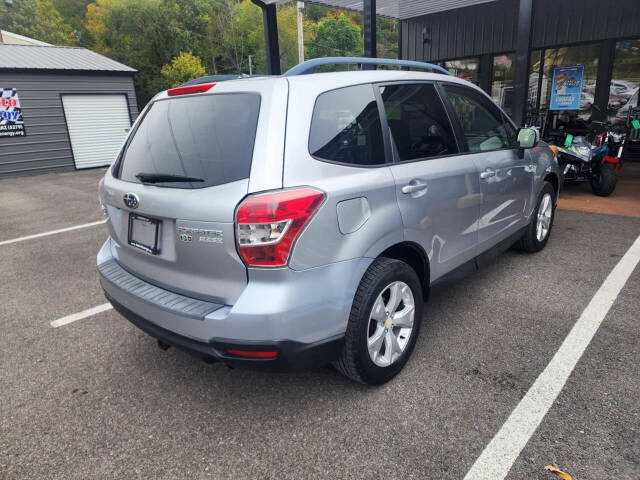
[97,238,371,370]
[106,293,344,371]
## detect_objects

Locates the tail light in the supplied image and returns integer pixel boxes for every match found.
[235,187,325,267]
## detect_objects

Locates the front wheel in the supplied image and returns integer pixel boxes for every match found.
[333,257,423,385]
[514,181,555,253]
[591,164,617,197]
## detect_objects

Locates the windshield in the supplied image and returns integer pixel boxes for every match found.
[118,93,260,188]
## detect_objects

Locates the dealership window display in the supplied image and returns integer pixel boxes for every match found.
[540,44,600,118]
[609,39,640,123]
[492,54,515,117]
[444,58,479,85]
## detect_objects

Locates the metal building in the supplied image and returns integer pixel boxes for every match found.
[399,0,640,128]
[0,43,137,177]
[254,0,640,132]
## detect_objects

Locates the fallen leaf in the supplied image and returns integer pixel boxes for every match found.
[544,463,573,480]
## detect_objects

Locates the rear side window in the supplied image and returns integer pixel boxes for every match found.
[119,93,260,188]
[442,84,517,152]
[380,83,458,161]
[309,84,385,166]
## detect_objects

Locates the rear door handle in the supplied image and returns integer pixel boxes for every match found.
[480,168,496,179]
[401,181,428,194]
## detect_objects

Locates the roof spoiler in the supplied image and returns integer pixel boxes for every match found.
[283,57,451,76]
[180,74,265,86]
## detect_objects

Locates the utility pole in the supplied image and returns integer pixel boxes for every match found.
[248,55,253,75]
[297,1,304,64]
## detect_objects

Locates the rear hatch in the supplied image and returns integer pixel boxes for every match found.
[101,79,287,304]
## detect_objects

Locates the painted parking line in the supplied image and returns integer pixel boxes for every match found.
[50,303,113,328]
[464,233,640,480]
[0,219,107,247]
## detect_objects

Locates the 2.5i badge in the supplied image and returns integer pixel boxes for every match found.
[177,227,223,244]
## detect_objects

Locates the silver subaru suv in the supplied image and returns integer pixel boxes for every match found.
[98,57,561,385]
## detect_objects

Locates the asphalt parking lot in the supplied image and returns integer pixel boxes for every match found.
[1,168,639,479]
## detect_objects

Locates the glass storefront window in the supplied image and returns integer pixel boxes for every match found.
[528,50,542,110]
[523,50,547,126]
[609,39,640,124]
[444,58,479,85]
[540,43,600,119]
[491,53,515,117]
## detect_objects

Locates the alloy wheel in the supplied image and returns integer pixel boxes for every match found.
[367,281,415,367]
[536,192,553,242]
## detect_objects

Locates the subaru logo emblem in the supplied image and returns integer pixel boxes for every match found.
[123,193,139,209]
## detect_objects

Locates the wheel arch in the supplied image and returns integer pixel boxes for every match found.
[378,241,430,296]
[543,172,560,202]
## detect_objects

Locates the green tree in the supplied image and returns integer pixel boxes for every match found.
[161,52,206,87]
[52,0,92,45]
[300,4,398,60]
[376,16,398,59]
[0,0,76,45]
[307,13,363,59]
[86,0,213,104]
[208,0,299,75]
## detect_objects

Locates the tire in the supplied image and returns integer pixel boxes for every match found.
[333,257,423,385]
[590,164,617,197]
[514,181,555,253]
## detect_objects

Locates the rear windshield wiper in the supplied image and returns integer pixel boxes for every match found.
[135,173,204,184]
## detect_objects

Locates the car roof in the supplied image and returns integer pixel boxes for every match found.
[283,69,484,97]
[156,69,483,104]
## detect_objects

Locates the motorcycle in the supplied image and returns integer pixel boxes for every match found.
[546,107,626,197]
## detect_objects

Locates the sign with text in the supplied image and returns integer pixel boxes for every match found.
[550,66,584,111]
[0,88,26,138]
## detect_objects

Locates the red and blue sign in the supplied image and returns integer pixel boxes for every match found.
[0,88,26,138]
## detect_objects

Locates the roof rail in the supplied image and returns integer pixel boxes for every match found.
[283,57,451,76]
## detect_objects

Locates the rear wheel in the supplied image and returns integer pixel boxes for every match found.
[333,257,423,385]
[514,181,555,253]
[590,164,617,197]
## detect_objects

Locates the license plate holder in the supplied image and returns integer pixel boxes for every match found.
[128,213,160,255]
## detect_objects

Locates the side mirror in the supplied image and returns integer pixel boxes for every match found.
[517,127,538,149]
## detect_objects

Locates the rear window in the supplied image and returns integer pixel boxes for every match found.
[118,93,260,188]
[308,84,385,166]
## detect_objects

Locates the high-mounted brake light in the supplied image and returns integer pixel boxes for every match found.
[235,188,325,267]
[167,82,216,96]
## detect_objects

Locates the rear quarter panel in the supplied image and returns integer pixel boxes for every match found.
[282,76,403,271]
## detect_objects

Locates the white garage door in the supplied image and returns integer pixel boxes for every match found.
[62,94,131,169]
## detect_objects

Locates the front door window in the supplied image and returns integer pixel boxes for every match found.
[442,84,518,152]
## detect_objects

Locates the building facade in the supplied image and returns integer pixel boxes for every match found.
[400,0,640,125]
[0,44,137,176]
